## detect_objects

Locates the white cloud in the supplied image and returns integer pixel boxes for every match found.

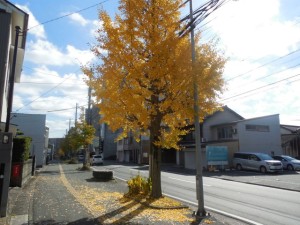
[25,40,95,66]
[207,0,300,59]
[16,4,46,39]
[69,13,89,26]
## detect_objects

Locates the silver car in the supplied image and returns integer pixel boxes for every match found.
[233,152,283,173]
[90,155,103,166]
[272,155,300,171]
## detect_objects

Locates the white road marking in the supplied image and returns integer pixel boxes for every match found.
[163,193,263,225]
[168,177,211,186]
[113,175,261,225]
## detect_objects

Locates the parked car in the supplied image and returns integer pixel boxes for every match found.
[272,155,300,171]
[90,155,103,166]
[233,152,282,173]
[77,154,84,162]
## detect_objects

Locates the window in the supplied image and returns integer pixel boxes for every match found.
[124,138,129,145]
[217,127,233,139]
[245,124,269,132]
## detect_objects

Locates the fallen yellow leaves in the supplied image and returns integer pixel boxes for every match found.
[58,165,195,224]
[73,185,193,224]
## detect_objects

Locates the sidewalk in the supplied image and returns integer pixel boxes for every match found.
[2,161,299,225]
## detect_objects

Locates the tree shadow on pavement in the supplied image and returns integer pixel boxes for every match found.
[32,218,101,225]
[96,198,151,224]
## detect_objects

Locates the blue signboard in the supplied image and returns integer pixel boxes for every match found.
[206,146,228,165]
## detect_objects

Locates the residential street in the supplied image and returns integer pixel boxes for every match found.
[7,161,247,225]
[6,161,300,225]
[98,162,300,225]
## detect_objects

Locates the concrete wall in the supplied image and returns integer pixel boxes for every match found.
[11,113,47,167]
[237,114,282,156]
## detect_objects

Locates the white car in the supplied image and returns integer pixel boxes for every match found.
[90,155,103,166]
[272,155,300,171]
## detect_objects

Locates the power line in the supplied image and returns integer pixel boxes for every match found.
[179,0,228,37]
[227,61,300,92]
[14,72,79,112]
[226,48,300,81]
[47,105,87,113]
[27,0,111,31]
[221,73,300,102]
[19,82,87,86]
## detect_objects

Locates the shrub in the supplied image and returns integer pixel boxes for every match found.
[68,158,78,164]
[12,137,32,162]
[127,174,152,196]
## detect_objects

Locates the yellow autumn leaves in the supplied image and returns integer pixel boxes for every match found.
[84,0,226,149]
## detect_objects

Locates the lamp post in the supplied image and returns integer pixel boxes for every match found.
[5,26,21,132]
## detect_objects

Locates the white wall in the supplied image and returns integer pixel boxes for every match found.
[11,113,47,167]
[184,148,206,170]
[237,114,282,155]
[203,108,243,141]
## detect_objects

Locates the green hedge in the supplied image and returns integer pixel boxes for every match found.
[12,137,32,162]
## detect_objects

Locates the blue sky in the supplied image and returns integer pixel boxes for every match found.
[10,0,300,138]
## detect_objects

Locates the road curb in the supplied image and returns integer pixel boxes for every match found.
[213,177,300,193]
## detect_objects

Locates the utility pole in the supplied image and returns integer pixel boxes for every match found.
[88,86,92,125]
[189,0,206,217]
[75,103,78,126]
[5,26,21,132]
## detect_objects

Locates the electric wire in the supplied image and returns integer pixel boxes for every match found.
[221,73,300,102]
[226,48,300,81]
[14,70,82,112]
[27,0,111,31]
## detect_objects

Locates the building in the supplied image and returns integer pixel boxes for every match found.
[280,125,300,158]
[116,106,284,169]
[11,113,49,167]
[180,107,283,169]
[88,106,119,159]
[116,132,150,164]
[0,0,28,131]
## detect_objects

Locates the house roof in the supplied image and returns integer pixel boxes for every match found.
[210,114,280,128]
[280,124,300,133]
[204,105,244,121]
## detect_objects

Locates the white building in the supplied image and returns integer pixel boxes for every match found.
[11,113,49,167]
[0,0,28,131]
[180,107,283,169]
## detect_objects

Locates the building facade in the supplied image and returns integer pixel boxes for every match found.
[0,0,28,131]
[88,106,119,159]
[180,107,283,169]
[11,113,49,167]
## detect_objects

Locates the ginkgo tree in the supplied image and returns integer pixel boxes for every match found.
[61,111,95,168]
[84,0,226,198]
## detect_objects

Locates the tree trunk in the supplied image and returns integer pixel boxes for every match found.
[149,106,162,198]
[83,147,90,167]
[149,142,162,198]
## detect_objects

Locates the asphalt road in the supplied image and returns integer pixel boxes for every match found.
[99,163,300,225]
